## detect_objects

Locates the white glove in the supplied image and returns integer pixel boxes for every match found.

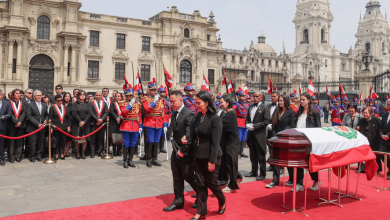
[246,123,254,130]
[267,124,272,130]
[372,107,376,110]
[329,110,332,114]
[130,98,136,106]
[168,118,171,126]
[154,94,160,102]
[139,128,143,133]
[339,110,344,113]
[164,127,168,133]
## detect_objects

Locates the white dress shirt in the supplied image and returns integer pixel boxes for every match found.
[297,113,307,128]
[250,102,260,122]
[270,102,278,117]
[176,104,185,119]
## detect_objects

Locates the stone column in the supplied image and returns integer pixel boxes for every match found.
[63,44,69,83]
[7,39,15,80]
[70,45,76,83]
[16,40,22,80]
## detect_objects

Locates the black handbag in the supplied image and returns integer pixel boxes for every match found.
[44,134,57,151]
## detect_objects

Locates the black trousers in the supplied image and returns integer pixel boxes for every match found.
[324,113,329,123]
[272,166,282,185]
[90,125,105,153]
[53,130,66,155]
[287,168,319,185]
[194,158,225,216]
[379,144,390,172]
[0,131,5,161]
[28,129,45,158]
[247,132,267,177]
[171,154,198,206]
[221,144,240,190]
[8,127,24,161]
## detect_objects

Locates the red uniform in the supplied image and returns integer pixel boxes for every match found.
[233,101,249,128]
[163,98,171,124]
[290,103,299,114]
[142,96,165,128]
[119,100,142,132]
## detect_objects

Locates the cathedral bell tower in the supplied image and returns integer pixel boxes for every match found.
[293,0,334,54]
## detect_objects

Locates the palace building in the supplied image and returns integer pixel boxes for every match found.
[0,0,224,95]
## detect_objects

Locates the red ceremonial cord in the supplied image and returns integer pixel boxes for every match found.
[0,125,47,139]
[52,123,106,139]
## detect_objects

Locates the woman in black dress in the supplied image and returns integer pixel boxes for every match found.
[189,91,225,220]
[72,90,91,159]
[49,95,71,160]
[109,92,123,156]
[63,92,73,157]
[8,89,26,162]
[265,95,295,188]
[219,93,240,193]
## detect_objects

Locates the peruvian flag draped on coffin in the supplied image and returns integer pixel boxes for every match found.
[295,126,378,180]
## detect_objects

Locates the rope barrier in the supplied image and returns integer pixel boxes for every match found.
[52,123,106,139]
[0,125,47,139]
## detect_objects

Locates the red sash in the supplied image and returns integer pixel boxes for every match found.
[115,102,121,116]
[72,97,77,102]
[54,104,65,124]
[93,100,103,118]
[11,101,22,120]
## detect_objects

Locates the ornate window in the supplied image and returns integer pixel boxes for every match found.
[142,37,150,52]
[251,70,254,81]
[184,28,190,38]
[141,64,150,81]
[365,43,371,53]
[208,69,214,85]
[37,16,50,40]
[180,60,192,83]
[90,31,99,47]
[115,63,125,80]
[88,61,99,79]
[116,34,126,49]
[321,29,325,42]
[303,29,309,41]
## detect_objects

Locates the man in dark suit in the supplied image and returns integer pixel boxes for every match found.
[50,85,63,104]
[0,90,12,166]
[163,91,198,212]
[22,88,33,159]
[245,91,270,180]
[26,90,48,162]
[266,91,280,172]
[379,100,390,180]
[88,91,109,158]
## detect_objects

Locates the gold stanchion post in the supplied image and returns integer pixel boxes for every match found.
[43,120,56,164]
[102,116,113,159]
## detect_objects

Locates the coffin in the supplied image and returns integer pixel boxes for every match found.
[267,129,311,168]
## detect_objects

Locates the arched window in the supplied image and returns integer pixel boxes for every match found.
[303,29,309,42]
[251,70,254,81]
[180,60,192,83]
[37,16,50,40]
[382,42,385,51]
[321,29,325,42]
[365,43,371,53]
[184,28,190,38]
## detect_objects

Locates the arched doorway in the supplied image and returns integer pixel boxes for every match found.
[180,60,192,83]
[29,54,54,95]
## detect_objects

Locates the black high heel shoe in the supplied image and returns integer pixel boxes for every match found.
[190,215,205,220]
[219,203,226,215]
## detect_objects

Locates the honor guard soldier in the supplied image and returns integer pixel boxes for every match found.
[215,93,222,108]
[371,99,380,117]
[330,98,342,126]
[290,90,299,114]
[233,88,250,158]
[142,78,167,168]
[183,82,197,114]
[158,85,170,154]
[354,97,361,113]
[118,80,142,168]
[364,98,370,107]
[341,96,349,119]
[312,96,323,118]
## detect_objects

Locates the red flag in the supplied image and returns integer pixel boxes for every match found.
[222,74,227,85]
[222,67,226,74]
[275,85,278,91]
[359,93,362,102]
[200,74,209,91]
[227,79,234,93]
[299,85,302,94]
[134,72,141,91]
[307,79,316,96]
[339,83,347,99]
[326,84,331,97]
[164,67,173,88]
[267,78,273,95]
[370,85,378,99]
[243,83,249,95]
[123,75,130,90]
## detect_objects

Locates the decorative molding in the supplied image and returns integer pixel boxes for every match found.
[29,41,57,53]
[138,52,154,65]
[112,50,129,64]
[85,48,103,63]
[86,78,101,84]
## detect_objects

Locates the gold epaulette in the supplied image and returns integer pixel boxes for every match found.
[141,96,147,103]
[118,100,128,107]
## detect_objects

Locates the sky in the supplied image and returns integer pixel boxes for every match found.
[79,0,390,54]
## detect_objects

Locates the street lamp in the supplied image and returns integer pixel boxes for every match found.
[362,52,373,72]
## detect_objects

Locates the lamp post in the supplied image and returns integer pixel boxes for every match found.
[362,52,373,72]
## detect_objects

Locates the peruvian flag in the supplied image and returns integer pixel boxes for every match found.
[339,83,347,99]
[370,85,379,99]
[296,127,378,180]
[200,74,209,91]
[164,67,173,89]
[267,78,273,95]
[326,84,332,98]
[274,85,278,91]
[227,79,234,93]
[299,84,302,94]
[243,83,249,95]
[359,93,362,102]
[222,74,227,85]
[134,72,141,91]
[307,79,316,96]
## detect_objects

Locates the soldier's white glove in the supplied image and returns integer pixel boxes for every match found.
[329,110,332,114]
[164,127,168,133]
[130,98,136,106]
[154,94,160,102]
[267,124,272,130]
[339,110,344,113]
[139,128,143,133]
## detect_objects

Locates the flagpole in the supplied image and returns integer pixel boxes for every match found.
[131,61,135,89]
[162,62,171,96]
[138,67,144,95]
[154,55,158,89]
[338,75,342,105]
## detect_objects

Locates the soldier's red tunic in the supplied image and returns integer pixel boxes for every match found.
[142,96,165,128]
[119,100,142,132]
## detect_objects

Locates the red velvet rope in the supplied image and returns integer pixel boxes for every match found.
[0,125,47,139]
[52,123,106,139]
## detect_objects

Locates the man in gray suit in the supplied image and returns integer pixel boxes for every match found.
[0,89,12,166]
[245,91,270,181]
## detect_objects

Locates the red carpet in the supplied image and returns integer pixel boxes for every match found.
[2,166,389,220]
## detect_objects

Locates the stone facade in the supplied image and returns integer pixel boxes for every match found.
[0,1,223,95]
